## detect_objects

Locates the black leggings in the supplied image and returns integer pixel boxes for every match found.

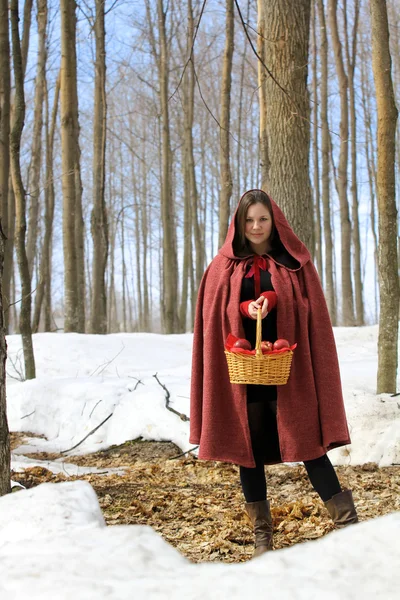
[240,400,342,503]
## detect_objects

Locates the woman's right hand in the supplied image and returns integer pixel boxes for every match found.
[248,296,269,320]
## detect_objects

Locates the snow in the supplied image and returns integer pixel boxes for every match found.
[2,326,400,598]
[0,480,399,599]
[6,326,400,466]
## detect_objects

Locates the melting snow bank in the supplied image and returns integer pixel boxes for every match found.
[0,480,399,599]
[6,328,400,465]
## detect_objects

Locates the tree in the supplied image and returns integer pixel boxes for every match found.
[317,0,336,323]
[10,0,36,379]
[261,0,313,249]
[90,0,108,334]
[154,0,179,332]
[328,0,355,325]
[26,0,47,278]
[370,0,399,393]
[218,0,234,248]
[0,0,10,497]
[60,0,85,332]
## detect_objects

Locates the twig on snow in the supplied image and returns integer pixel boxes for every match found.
[60,412,113,454]
[153,373,190,422]
[89,399,103,419]
[128,376,144,391]
[21,410,35,420]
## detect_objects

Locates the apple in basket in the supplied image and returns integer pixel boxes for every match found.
[273,338,290,350]
[233,338,252,351]
[260,341,273,352]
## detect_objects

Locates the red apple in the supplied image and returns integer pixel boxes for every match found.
[233,338,252,351]
[273,338,290,350]
[260,341,273,352]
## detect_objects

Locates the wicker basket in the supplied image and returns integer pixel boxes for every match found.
[224,308,294,385]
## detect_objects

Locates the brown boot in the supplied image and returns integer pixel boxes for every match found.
[324,489,358,528]
[245,500,273,557]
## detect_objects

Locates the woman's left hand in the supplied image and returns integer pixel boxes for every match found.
[248,295,269,320]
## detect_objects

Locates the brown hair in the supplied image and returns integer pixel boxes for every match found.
[233,189,277,256]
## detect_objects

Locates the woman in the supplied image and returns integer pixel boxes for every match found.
[190,189,358,558]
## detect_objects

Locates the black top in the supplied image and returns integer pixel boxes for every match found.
[239,246,299,403]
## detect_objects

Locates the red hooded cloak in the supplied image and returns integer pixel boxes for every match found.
[189,192,350,468]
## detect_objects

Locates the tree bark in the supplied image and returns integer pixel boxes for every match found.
[311,0,323,281]
[3,0,33,333]
[156,0,179,333]
[90,0,108,334]
[317,0,336,323]
[328,0,355,325]
[262,0,313,249]
[26,0,47,278]
[60,0,81,332]
[0,0,10,497]
[10,0,36,379]
[257,0,270,191]
[345,0,364,325]
[0,0,10,251]
[218,0,234,249]
[32,76,59,333]
[370,0,399,393]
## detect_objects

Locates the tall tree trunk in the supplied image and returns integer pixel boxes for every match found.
[262,0,313,249]
[90,0,108,334]
[26,0,47,278]
[60,0,80,332]
[312,0,323,281]
[0,0,10,249]
[370,0,399,393]
[3,0,33,333]
[317,0,336,323]
[10,0,36,379]
[218,0,234,248]
[360,52,379,323]
[157,0,179,333]
[0,0,10,497]
[32,76,59,333]
[141,135,150,331]
[345,0,363,325]
[328,0,355,325]
[257,0,270,191]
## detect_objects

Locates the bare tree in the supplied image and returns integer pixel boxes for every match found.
[261,0,313,249]
[257,0,270,191]
[10,0,36,379]
[60,0,84,332]
[3,0,33,333]
[317,0,336,323]
[0,0,10,497]
[26,0,48,278]
[32,76,60,332]
[328,0,355,325]
[90,0,108,334]
[370,0,399,393]
[218,0,234,248]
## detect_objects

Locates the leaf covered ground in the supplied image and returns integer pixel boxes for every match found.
[10,433,400,563]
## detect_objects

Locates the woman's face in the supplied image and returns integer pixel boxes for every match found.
[244,202,273,254]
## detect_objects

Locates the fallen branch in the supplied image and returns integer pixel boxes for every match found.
[169,446,199,460]
[153,373,190,422]
[21,410,35,420]
[128,376,144,391]
[60,412,113,454]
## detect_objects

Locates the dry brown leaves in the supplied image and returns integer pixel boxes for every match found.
[10,434,400,563]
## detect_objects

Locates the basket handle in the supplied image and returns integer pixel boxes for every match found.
[255,307,262,358]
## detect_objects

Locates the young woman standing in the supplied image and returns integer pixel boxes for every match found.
[190,189,358,558]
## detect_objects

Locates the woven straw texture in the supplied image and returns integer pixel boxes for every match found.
[225,308,293,385]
